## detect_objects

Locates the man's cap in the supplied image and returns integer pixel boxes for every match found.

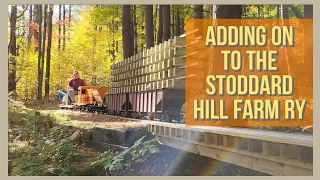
[73,70,78,74]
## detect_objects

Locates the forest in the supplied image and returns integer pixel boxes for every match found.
[8,4,312,101]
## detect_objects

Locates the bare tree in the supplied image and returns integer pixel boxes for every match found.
[58,5,62,50]
[28,5,33,47]
[8,5,17,92]
[39,5,48,99]
[194,5,203,18]
[69,5,72,27]
[133,5,138,54]
[304,5,313,19]
[282,5,289,19]
[304,5,313,88]
[215,5,242,18]
[175,12,180,36]
[157,5,163,44]
[63,5,66,50]
[145,5,154,49]
[162,5,170,41]
[45,5,54,98]
[36,5,43,100]
[122,5,133,59]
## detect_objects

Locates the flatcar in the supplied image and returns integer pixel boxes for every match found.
[103,89,185,122]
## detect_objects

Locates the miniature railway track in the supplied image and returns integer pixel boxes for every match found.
[60,105,313,176]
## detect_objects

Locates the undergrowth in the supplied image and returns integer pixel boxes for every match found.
[8,100,112,176]
[8,100,162,176]
[92,135,161,176]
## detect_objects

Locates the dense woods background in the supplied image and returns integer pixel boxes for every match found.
[8,5,311,101]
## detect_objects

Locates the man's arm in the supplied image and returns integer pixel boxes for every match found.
[68,79,73,89]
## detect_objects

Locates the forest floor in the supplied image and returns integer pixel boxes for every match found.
[8,99,271,176]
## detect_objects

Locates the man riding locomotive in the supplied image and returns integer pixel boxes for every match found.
[57,70,86,105]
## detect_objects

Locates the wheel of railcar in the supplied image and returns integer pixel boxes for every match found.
[163,114,170,122]
[132,112,140,119]
[148,113,155,120]
[180,113,185,124]
[159,114,164,121]
[171,113,181,123]
[137,113,141,119]
[133,113,138,119]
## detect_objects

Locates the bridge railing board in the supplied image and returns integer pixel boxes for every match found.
[144,121,313,176]
[109,36,190,94]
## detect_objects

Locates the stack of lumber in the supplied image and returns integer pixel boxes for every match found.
[109,36,187,94]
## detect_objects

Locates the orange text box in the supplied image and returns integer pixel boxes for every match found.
[185,19,313,127]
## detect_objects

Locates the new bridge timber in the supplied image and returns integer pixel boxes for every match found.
[142,120,313,176]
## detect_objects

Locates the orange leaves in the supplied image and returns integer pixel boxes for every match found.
[29,20,38,31]
[56,19,70,26]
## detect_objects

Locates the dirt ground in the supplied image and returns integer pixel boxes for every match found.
[45,109,145,130]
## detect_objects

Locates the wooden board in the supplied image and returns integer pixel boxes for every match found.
[108,36,189,93]
[89,89,103,104]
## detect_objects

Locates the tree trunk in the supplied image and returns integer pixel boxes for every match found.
[122,5,133,59]
[194,5,203,18]
[171,11,174,38]
[63,5,66,50]
[154,5,158,44]
[28,5,33,47]
[129,6,134,56]
[194,5,204,37]
[277,5,280,19]
[157,5,163,44]
[41,5,47,77]
[162,5,170,41]
[45,5,53,98]
[140,7,145,51]
[145,5,154,49]
[69,5,72,27]
[110,17,116,61]
[36,5,43,100]
[175,12,180,36]
[211,5,242,116]
[115,6,119,55]
[92,25,97,86]
[133,5,138,54]
[215,5,242,18]
[58,5,61,50]
[304,5,313,19]
[281,4,294,93]
[41,5,47,98]
[8,5,17,92]
[33,6,40,52]
[304,5,313,88]
[180,16,184,35]
[282,5,289,19]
